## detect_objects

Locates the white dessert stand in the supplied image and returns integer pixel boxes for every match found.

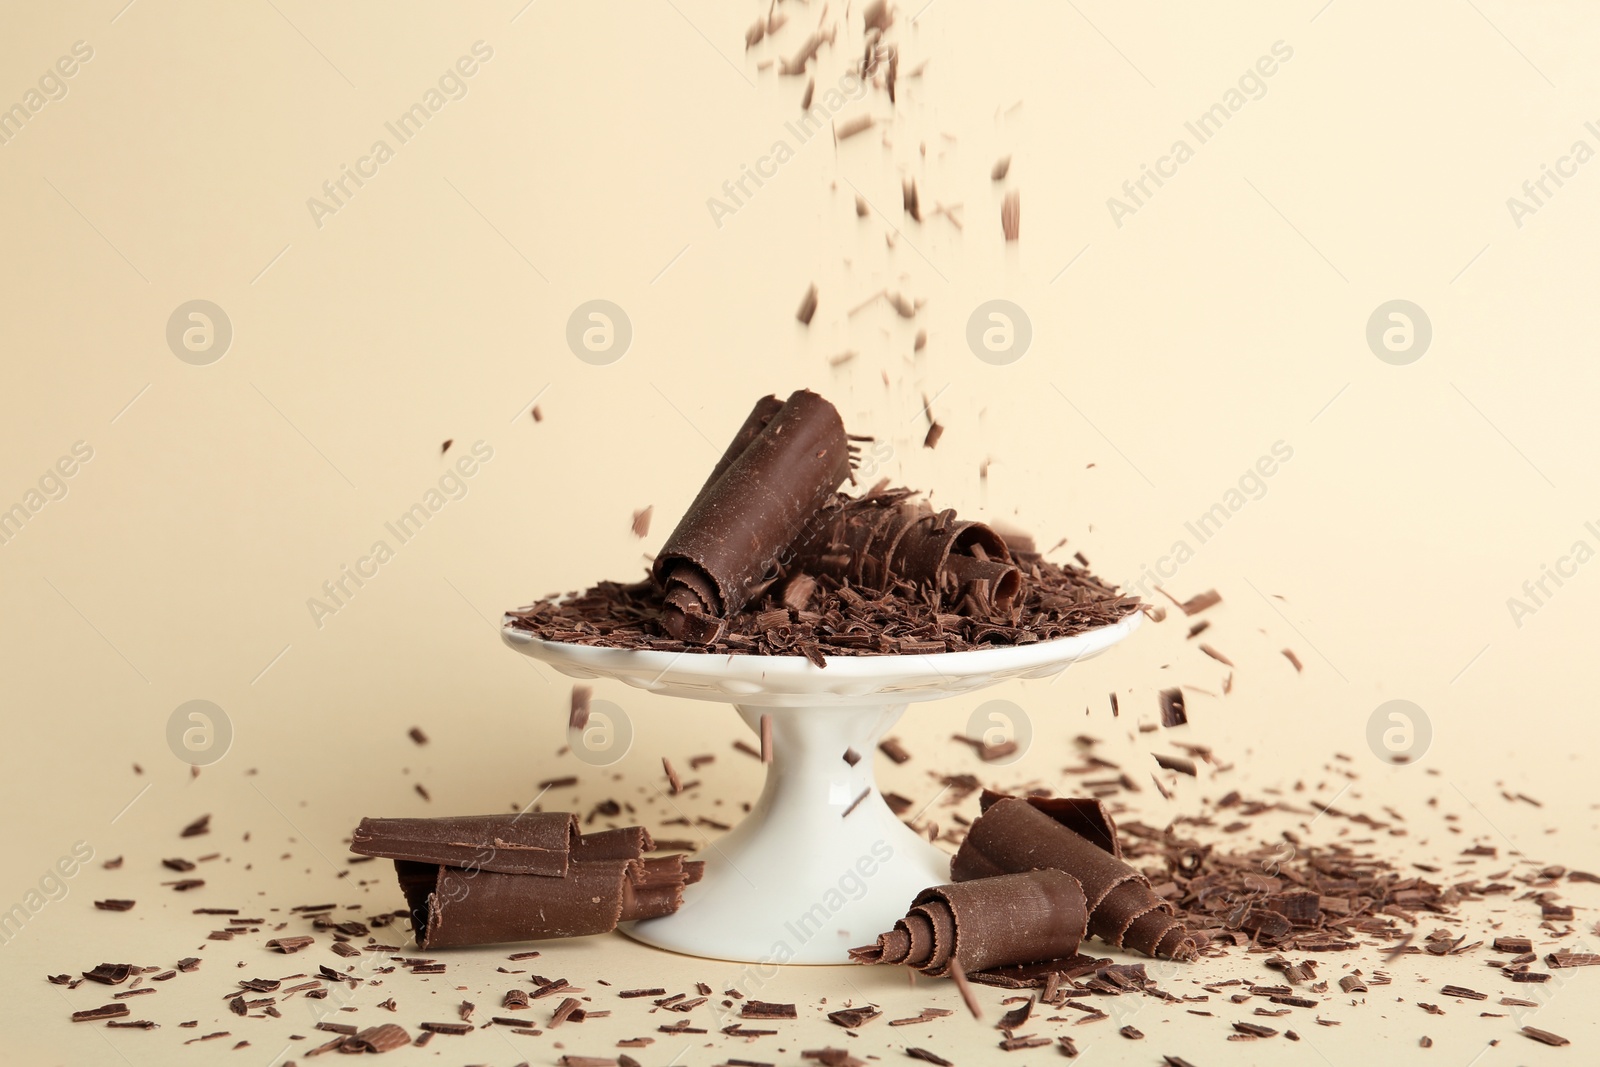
[501,613,1141,964]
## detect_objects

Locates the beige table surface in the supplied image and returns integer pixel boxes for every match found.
[3,2,1598,1065]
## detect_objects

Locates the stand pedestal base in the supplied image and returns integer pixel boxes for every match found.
[623,702,947,964]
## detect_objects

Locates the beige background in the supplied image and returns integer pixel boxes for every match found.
[2,1,1597,1064]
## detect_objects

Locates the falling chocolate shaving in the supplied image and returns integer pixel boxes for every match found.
[1159,689,1187,728]
[408,726,428,745]
[903,178,921,221]
[1000,192,1019,241]
[441,439,453,455]
[797,285,819,325]
[631,507,652,538]
[1154,754,1197,777]
[879,738,910,764]
[570,686,593,732]
[991,156,1011,181]
[1282,649,1303,672]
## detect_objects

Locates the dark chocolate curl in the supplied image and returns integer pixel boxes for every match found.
[692,395,785,508]
[351,813,578,876]
[361,813,699,949]
[654,390,852,642]
[850,869,1088,977]
[952,796,1194,961]
[786,491,1019,616]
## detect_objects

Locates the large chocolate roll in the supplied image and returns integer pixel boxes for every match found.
[654,390,853,642]
[952,796,1194,960]
[397,854,703,948]
[352,813,704,949]
[849,869,1088,976]
[350,813,579,876]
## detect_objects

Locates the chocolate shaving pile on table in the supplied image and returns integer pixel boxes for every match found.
[506,391,1137,658]
[951,793,1195,960]
[351,814,702,948]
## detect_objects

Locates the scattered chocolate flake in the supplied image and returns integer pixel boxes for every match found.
[1522,1025,1570,1047]
[413,783,430,801]
[826,1004,880,1028]
[1119,1025,1144,1039]
[72,1004,130,1023]
[266,936,314,953]
[1282,649,1303,672]
[632,506,653,538]
[180,814,211,838]
[418,1021,474,1035]
[94,899,136,912]
[408,726,428,745]
[741,1001,797,1019]
[83,963,133,986]
[907,1050,953,1066]
[662,757,683,795]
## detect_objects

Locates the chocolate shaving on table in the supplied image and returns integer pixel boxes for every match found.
[351,813,580,876]
[653,390,852,643]
[952,795,1194,960]
[370,818,702,948]
[850,869,1088,978]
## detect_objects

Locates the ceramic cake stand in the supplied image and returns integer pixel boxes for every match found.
[501,614,1140,964]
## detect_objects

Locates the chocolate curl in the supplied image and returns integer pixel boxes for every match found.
[350,813,579,876]
[690,394,785,509]
[361,816,702,948]
[654,390,852,643]
[952,796,1194,960]
[789,491,1021,614]
[849,869,1088,976]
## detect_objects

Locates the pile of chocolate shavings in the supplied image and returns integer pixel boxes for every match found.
[507,492,1139,662]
